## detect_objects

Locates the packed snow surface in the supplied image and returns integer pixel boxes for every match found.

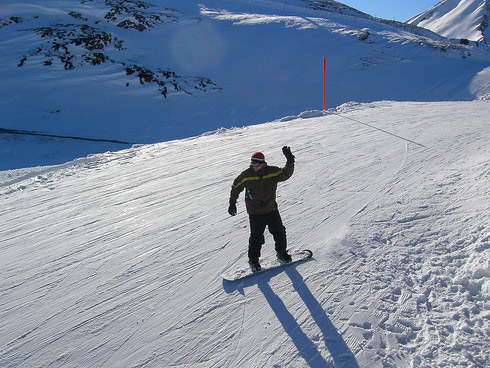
[1,101,490,367]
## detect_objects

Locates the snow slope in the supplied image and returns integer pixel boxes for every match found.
[1,101,489,367]
[1,0,490,170]
[408,0,490,43]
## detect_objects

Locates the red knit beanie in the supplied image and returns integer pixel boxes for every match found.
[251,152,265,162]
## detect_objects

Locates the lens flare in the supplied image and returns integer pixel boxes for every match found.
[170,22,225,74]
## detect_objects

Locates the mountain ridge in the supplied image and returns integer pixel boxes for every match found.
[408,0,490,43]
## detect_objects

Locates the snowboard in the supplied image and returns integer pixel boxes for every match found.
[221,249,313,282]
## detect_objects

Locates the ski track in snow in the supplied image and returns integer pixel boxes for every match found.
[1,101,490,367]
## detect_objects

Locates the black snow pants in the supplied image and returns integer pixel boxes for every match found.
[248,210,287,260]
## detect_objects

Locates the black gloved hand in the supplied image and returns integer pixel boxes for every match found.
[282,146,295,166]
[228,198,237,216]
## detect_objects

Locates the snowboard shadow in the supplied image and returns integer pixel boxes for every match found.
[222,264,359,368]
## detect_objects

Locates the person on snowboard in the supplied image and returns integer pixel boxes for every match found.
[228,146,295,272]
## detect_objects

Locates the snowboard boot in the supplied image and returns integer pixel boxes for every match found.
[248,258,262,272]
[277,251,292,264]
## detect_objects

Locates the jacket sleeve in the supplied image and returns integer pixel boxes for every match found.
[277,163,294,182]
[230,171,246,200]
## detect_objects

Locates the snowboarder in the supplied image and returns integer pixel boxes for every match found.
[228,146,295,272]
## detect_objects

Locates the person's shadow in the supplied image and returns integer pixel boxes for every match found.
[223,262,359,367]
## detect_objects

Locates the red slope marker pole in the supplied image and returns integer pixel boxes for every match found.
[323,58,326,111]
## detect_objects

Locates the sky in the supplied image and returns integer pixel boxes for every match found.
[339,0,441,21]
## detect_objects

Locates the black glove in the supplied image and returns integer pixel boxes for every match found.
[228,198,237,216]
[282,146,295,166]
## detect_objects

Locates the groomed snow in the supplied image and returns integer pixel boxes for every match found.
[1,101,489,367]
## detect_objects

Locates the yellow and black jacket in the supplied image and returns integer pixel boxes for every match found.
[230,163,294,215]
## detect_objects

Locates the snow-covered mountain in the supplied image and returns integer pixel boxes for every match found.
[1,0,490,170]
[408,0,490,43]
